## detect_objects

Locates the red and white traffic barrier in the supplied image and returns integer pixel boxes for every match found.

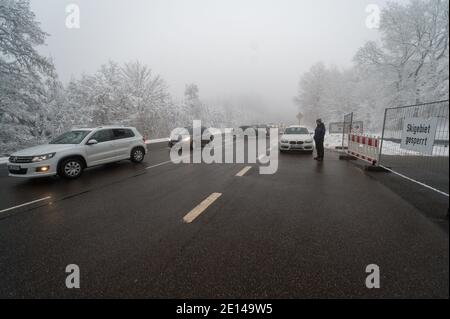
[347,132,381,166]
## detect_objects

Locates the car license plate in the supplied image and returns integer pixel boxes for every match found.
[8,165,21,171]
[292,145,302,149]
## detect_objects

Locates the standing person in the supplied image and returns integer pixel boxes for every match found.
[314,119,326,161]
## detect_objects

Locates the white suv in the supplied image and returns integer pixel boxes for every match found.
[8,126,147,179]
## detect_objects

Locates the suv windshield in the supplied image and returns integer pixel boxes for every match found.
[284,127,309,135]
[50,130,91,144]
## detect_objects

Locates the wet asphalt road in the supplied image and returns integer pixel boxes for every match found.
[0,139,448,298]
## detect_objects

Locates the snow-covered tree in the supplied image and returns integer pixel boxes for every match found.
[294,63,358,126]
[296,0,449,131]
[294,62,328,125]
[355,0,449,105]
[0,1,270,154]
[121,61,172,137]
[0,0,59,153]
[63,60,179,139]
[184,83,203,121]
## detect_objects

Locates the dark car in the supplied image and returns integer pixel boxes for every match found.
[168,126,213,149]
[239,125,252,131]
[235,125,253,136]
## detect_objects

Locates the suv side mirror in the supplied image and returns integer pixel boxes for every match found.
[87,139,98,145]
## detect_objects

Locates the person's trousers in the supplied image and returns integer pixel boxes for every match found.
[315,140,324,159]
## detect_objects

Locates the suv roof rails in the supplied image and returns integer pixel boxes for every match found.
[72,125,131,130]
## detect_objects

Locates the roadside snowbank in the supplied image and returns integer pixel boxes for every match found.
[324,134,344,149]
[381,141,449,156]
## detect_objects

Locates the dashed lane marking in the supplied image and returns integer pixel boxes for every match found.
[183,192,222,224]
[236,166,252,177]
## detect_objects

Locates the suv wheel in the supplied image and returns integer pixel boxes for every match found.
[59,158,84,179]
[131,147,145,163]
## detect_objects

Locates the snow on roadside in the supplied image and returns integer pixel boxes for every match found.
[324,134,344,149]
[381,140,449,157]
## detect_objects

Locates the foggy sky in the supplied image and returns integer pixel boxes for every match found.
[30,0,391,122]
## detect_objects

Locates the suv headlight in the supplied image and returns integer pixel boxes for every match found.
[281,139,289,143]
[305,140,313,143]
[32,153,56,162]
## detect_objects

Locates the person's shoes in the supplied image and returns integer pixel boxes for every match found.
[314,157,319,160]
[318,158,324,162]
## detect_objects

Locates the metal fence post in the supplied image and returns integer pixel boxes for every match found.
[378,108,388,165]
[342,112,353,150]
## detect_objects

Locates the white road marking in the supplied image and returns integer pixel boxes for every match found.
[183,192,222,223]
[0,196,52,214]
[379,165,449,197]
[145,160,172,170]
[236,166,252,177]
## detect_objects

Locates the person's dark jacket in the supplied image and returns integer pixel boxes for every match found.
[314,123,326,142]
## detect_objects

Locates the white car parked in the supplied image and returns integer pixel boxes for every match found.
[8,126,147,179]
[279,125,314,153]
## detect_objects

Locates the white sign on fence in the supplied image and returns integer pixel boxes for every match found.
[400,117,438,155]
